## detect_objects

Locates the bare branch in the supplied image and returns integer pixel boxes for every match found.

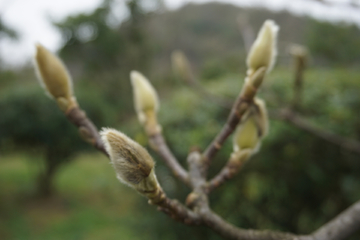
[202,93,250,169]
[289,44,308,111]
[310,199,360,240]
[149,133,190,185]
[271,109,360,155]
[206,150,251,193]
[201,208,300,240]
[202,69,265,174]
[147,185,201,225]
[66,106,108,156]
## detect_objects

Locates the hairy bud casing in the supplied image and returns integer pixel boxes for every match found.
[233,98,269,153]
[100,128,158,192]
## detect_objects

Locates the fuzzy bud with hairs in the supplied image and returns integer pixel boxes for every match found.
[100,128,159,194]
[246,20,279,76]
[34,43,77,112]
[233,98,269,154]
[130,71,161,135]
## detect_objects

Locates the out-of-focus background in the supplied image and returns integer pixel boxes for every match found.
[1,0,360,239]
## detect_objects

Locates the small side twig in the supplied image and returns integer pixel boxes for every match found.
[66,106,108,156]
[148,186,201,225]
[149,133,190,185]
[270,109,360,155]
[289,44,307,111]
[202,77,260,174]
[206,150,251,193]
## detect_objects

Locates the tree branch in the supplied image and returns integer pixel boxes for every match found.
[202,71,264,174]
[270,109,360,155]
[310,199,360,240]
[206,150,251,193]
[149,132,190,185]
[147,185,201,225]
[66,105,108,156]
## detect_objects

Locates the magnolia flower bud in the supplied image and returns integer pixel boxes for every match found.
[100,128,158,192]
[130,71,159,124]
[171,50,191,82]
[289,44,308,59]
[233,98,269,153]
[253,98,269,138]
[34,43,73,100]
[233,114,259,152]
[246,20,279,75]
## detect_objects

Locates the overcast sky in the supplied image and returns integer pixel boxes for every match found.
[0,0,359,67]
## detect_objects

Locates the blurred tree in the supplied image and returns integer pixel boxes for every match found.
[54,0,154,74]
[0,18,17,40]
[0,14,18,67]
[53,0,124,71]
[0,84,117,197]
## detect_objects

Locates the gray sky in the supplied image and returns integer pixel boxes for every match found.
[0,0,359,67]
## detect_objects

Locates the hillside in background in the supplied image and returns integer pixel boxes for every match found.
[146,3,307,76]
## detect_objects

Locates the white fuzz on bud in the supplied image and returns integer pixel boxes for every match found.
[246,20,279,75]
[130,71,159,124]
[233,98,269,153]
[100,128,158,192]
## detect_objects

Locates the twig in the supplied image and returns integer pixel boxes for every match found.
[291,54,306,111]
[206,150,251,193]
[310,199,360,240]
[149,133,190,185]
[66,106,108,156]
[202,67,266,175]
[270,109,360,155]
[201,91,252,171]
[147,184,201,225]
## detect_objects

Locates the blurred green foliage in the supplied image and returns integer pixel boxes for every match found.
[1,66,360,239]
[306,20,360,65]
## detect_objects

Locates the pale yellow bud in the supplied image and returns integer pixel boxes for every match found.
[100,128,158,192]
[289,44,308,58]
[34,43,73,100]
[233,115,259,152]
[246,20,279,75]
[253,98,269,138]
[229,149,253,164]
[171,50,191,82]
[130,71,159,124]
[233,98,269,153]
